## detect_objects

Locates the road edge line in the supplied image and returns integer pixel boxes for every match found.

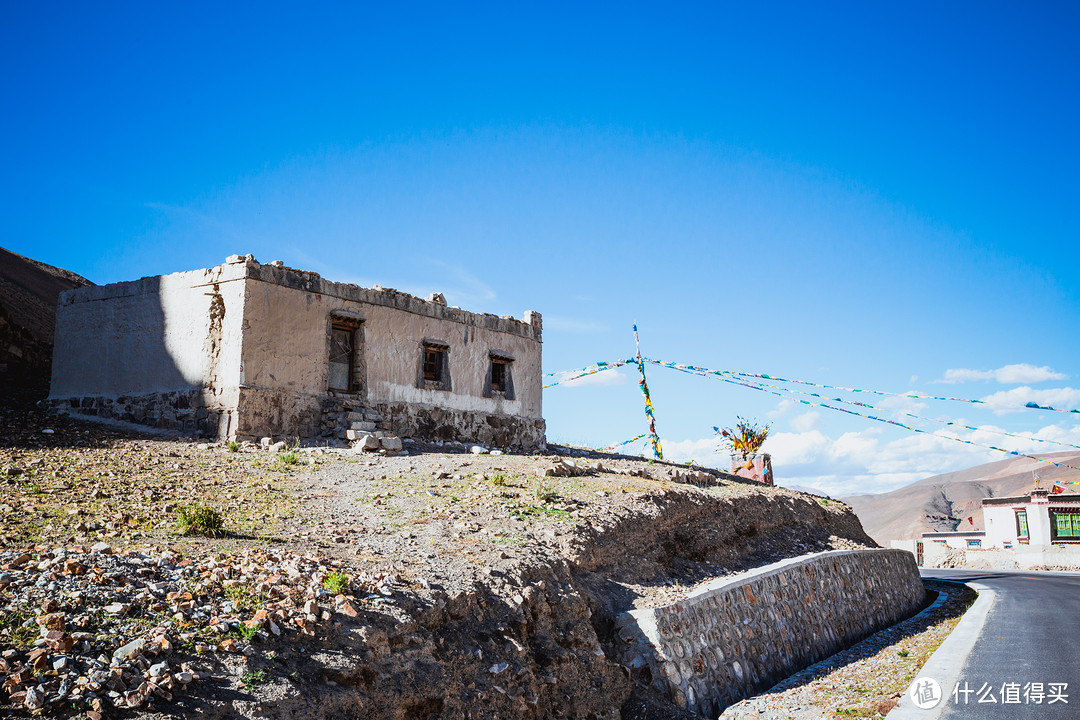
[885,581,995,720]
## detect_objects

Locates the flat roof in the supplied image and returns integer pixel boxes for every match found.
[983,493,1080,506]
[922,531,985,538]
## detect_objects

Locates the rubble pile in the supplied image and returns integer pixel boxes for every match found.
[0,544,396,716]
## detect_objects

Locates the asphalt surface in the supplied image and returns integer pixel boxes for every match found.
[920,568,1080,719]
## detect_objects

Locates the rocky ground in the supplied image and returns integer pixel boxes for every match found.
[1,396,962,720]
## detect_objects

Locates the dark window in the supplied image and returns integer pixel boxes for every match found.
[418,341,451,391]
[424,347,443,382]
[329,324,355,391]
[491,359,508,392]
[484,352,515,399]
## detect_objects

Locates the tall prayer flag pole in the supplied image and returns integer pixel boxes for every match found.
[633,324,663,459]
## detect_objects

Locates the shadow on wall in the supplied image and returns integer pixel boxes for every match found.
[48,275,233,439]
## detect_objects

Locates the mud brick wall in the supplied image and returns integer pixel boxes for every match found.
[615,549,923,717]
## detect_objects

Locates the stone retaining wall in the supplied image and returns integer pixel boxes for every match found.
[615,549,923,717]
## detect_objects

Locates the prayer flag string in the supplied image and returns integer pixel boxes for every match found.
[542,360,630,389]
[653,361,1080,473]
[641,359,1080,453]
[722,368,1080,416]
[598,433,650,452]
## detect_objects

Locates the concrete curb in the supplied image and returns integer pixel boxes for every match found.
[885,581,995,720]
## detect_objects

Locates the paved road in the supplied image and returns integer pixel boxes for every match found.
[920,568,1080,718]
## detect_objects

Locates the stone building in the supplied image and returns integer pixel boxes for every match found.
[48,255,546,451]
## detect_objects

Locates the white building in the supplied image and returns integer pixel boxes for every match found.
[982,487,1080,548]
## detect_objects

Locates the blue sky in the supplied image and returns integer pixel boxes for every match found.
[4,2,1079,496]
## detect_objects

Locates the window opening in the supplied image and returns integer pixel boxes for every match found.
[1016,510,1029,542]
[1051,510,1080,541]
[491,358,508,392]
[424,347,443,383]
[419,340,451,391]
[484,352,515,399]
[329,324,355,392]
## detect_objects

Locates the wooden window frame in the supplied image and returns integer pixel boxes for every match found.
[417,340,452,392]
[483,351,515,399]
[328,316,362,393]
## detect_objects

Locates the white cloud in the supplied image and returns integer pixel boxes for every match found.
[978,386,1080,414]
[937,363,1067,385]
[767,399,800,419]
[660,421,1080,499]
[662,436,723,462]
[790,411,820,432]
[553,367,629,388]
[876,392,928,418]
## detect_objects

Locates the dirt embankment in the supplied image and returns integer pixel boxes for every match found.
[0,405,876,719]
[0,246,92,389]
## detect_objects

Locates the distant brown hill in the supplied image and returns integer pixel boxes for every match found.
[0,246,92,387]
[842,451,1080,544]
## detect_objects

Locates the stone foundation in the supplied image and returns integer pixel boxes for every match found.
[615,549,923,717]
[374,402,546,453]
[51,387,547,452]
[50,390,234,438]
[232,387,322,441]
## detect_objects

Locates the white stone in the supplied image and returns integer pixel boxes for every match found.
[353,435,380,451]
[113,638,145,660]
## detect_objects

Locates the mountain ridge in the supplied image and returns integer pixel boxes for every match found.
[841,450,1080,544]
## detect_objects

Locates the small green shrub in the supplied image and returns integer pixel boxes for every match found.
[897,649,910,657]
[176,503,226,538]
[241,670,267,689]
[324,571,350,595]
[535,484,560,504]
[0,605,37,649]
[224,584,257,611]
[489,472,509,487]
[236,623,259,641]
[279,451,299,465]
[227,440,240,453]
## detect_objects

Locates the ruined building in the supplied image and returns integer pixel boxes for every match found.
[48,255,546,451]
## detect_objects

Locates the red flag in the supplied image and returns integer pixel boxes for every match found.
[968,516,974,525]
[1052,483,1065,494]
